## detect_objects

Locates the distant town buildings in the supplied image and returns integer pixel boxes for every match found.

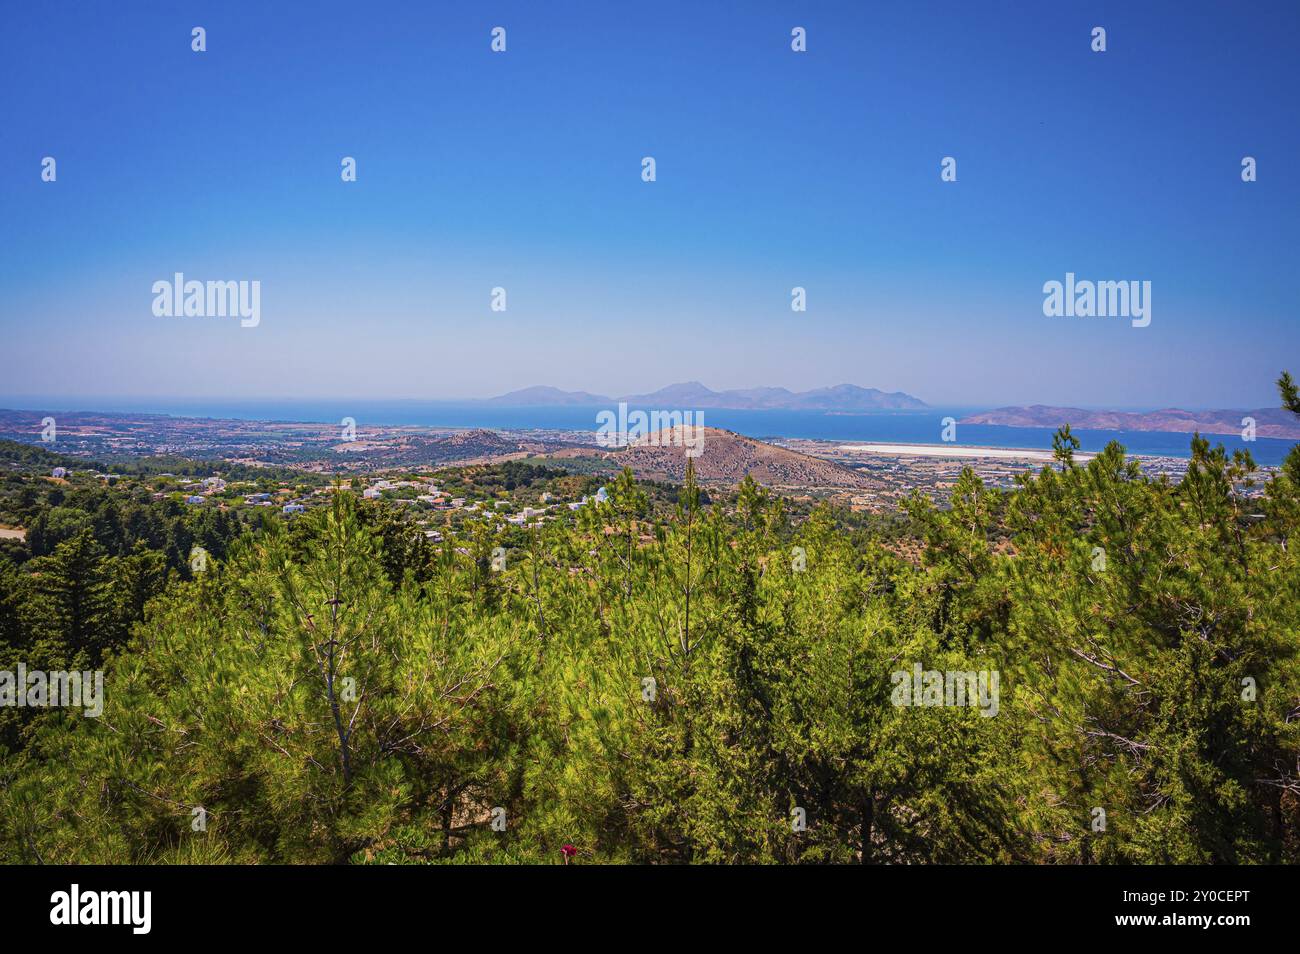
[569,486,610,510]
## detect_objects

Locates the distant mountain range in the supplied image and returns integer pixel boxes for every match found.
[960,405,1300,440]
[484,382,928,411]
[481,386,613,407]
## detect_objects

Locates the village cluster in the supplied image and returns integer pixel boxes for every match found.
[41,466,612,543]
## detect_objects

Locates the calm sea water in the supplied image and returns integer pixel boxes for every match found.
[5,398,1296,467]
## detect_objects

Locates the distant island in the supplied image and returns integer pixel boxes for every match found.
[483,381,929,411]
[961,405,1300,440]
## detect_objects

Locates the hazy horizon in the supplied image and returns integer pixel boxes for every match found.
[0,386,1294,416]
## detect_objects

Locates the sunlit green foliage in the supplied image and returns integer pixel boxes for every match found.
[2,381,1299,863]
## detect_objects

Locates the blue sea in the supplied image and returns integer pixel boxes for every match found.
[6,397,1296,467]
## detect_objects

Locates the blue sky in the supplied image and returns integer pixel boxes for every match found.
[1,0,1297,409]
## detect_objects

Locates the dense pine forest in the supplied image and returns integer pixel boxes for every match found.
[1,382,1298,864]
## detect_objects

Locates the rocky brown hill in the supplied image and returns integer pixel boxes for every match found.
[431,429,520,456]
[604,426,874,488]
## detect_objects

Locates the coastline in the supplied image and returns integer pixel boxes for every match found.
[837,443,1096,462]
